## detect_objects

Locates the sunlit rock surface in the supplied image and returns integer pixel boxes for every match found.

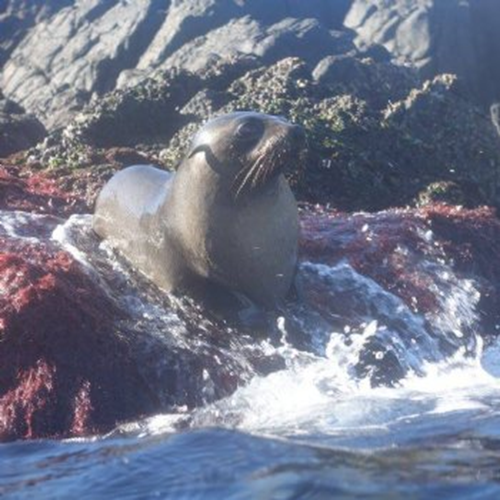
[346,0,500,107]
[0,0,73,67]
[1,0,353,130]
[4,0,500,130]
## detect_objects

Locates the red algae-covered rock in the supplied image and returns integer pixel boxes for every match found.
[0,239,157,441]
[0,147,156,217]
[424,205,500,337]
[299,204,441,313]
[299,203,500,333]
[1,173,499,440]
[423,205,500,282]
[0,163,84,216]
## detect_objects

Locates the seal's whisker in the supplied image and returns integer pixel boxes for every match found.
[232,159,256,191]
[232,133,292,198]
[250,152,270,187]
[259,148,280,184]
[254,139,280,184]
[233,164,255,195]
[233,157,263,198]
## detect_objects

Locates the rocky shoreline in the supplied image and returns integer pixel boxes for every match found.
[1,0,500,440]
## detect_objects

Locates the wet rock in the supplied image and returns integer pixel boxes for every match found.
[426,205,500,340]
[0,239,158,440]
[299,203,500,336]
[299,203,500,383]
[1,156,500,438]
[0,219,254,441]
[0,165,265,440]
[299,205,442,314]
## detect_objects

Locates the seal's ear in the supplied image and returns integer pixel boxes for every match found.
[187,144,225,175]
[188,145,204,159]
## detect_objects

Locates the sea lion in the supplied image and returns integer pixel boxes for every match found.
[93,111,305,308]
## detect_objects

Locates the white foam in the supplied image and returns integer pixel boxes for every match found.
[51,214,94,267]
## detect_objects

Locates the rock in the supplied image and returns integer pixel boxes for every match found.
[0,0,73,67]
[2,0,354,130]
[62,69,202,149]
[0,91,46,157]
[300,205,443,314]
[299,203,500,383]
[0,162,84,216]
[0,238,158,440]
[121,0,352,84]
[219,60,500,210]
[300,203,500,326]
[345,0,500,107]
[0,160,262,440]
[29,53,500,213]
[0,206,252,440]
[2,134,500,438]
[417,181,466,207]
[152,17,353,76]
[312,53,419,108]
[425,205,500,339]
[2,0,170,130]
[0,148,165,216]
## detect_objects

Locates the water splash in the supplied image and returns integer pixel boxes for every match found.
[183,257,494,439]
[1,209,499,444]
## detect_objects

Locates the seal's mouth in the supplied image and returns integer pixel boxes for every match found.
[231,125,306,199]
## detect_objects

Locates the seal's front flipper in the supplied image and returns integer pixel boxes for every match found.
[230,291,270,330]
[286,267,304,304]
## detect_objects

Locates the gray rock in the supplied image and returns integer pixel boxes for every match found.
[131,0,351,72]
[2,0,170,130]
[0,0,73,68]
[159,17,353,75]
[345,0,500,107]
[313,54,419,108]
[0,91,46,157]
[2,0,353,131]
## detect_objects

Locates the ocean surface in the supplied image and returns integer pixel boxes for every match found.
[2,211,500,499]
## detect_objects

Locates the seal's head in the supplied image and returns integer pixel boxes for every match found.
[188,111,306,200]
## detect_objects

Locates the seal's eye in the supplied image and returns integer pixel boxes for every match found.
[234,119,264,143]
